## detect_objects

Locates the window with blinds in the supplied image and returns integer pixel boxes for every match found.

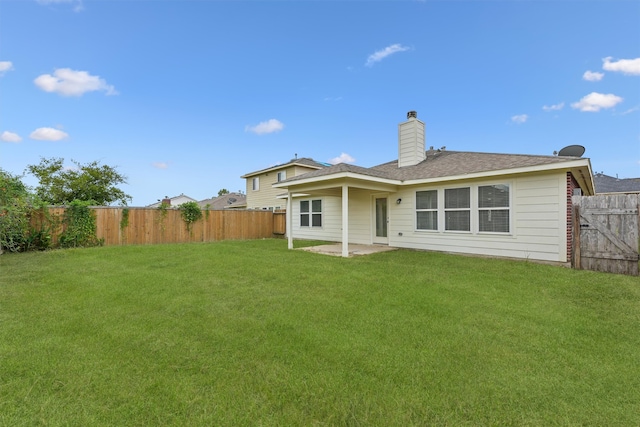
[444,187,470,231]
[416,190,438,230]
[478,184,510,232]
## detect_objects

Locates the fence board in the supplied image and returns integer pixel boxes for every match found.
[572,194,639,275]
[36,207,284,247]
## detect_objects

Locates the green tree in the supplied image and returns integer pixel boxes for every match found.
[26,157,131,206]
[218,188,229,197]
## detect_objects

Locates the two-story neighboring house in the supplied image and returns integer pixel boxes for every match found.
[241,157,329,210]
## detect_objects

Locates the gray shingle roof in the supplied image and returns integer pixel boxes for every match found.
[280,150,586,184]
[594,173,640,193]
[241,157,329,178]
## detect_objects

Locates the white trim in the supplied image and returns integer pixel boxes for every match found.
[342,185,349,257]
[273,159,592,190]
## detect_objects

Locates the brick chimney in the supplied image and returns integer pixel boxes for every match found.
[398,111,426,168]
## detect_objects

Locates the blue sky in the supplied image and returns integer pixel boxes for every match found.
[1,0,638,206]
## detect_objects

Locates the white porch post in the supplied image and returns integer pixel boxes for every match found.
[341,184,349,257]
[287,190,293,250]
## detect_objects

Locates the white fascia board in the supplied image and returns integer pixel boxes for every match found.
[241,162,322,179]
[275,193,310,199]
[273,171,400,189]
[401,159,592,186]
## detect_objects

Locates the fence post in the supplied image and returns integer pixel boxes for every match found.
[572,204,581,270]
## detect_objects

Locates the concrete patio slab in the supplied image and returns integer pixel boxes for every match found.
[297,244,398,257]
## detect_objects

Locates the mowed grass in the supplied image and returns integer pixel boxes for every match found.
[1,240,639,426]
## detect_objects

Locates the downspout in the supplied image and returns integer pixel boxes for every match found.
[342,184,349,257]
[287,190,293,250]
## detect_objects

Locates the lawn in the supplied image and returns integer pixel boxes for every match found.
[1,240,639,426]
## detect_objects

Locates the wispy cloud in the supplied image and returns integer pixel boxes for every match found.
[245,119,284,135]
[329,153,356,165]
[618,106,639,116]
[323,96,343,102]
[582,70,603,82]
[542,102,564,112]
[152,162,169,169]
[0,61,14,76]
[36,0,83,12]
[30,127,69,141]
[34,68,117,97]
[602,57,640,75]
[511,114,528,124]
[365,44,410,67]
[571,92,623,112]
[1,131,22,143]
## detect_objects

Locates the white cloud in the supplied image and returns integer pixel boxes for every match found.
[36,0,83,12]
[245,119,284,135]
[365,44,410,67]
[0,61,13,75]
[29,127,69,141]
[34,68,117,97]
[582,70,604,82]
[571,92,623,112]
[542,102,564,112]
[1,131,22,143]
[152,162,169,169]
[329,153,356,165]
[602,57,640,75]
[511,114,528,124]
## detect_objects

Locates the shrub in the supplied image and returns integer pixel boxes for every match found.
[58,200,103,248]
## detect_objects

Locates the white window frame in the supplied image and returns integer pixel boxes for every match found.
[277,171,286,182]
[300,199,322,228]
[444,187,471,232]
[477,184,510,234]
[252,177,259,191]
[414,182,512,235]
[416,190,438,231]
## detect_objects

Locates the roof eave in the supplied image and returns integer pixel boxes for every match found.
[273,171,401,188]
[241,162,324,178]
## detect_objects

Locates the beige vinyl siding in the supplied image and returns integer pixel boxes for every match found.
[292,196,342,241]
[347,189,373,244]
[245,165,318,210]
[387,172,569,262]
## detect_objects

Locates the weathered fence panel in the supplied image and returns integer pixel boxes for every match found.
[572,194,639,275]
[41,207,284,247]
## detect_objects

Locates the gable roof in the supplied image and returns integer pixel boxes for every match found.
[197,192,246,209]
[594,173,640,194]
[241,157,330,178]
[278,149,591,184]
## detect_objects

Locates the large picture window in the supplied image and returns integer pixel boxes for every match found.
[416,190,438,230]
[300,199,322,227]
[444,187,470,231]
[478,184,510,233]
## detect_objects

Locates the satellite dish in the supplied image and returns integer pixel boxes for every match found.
[558,145,585,157]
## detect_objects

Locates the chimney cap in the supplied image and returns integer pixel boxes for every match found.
[407,111,417,119]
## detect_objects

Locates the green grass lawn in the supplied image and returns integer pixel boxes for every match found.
[1,240,639,426]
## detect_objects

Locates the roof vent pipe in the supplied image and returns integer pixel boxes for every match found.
[407,111,417,119]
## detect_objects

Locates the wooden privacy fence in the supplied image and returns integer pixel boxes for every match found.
[42,207,284,246]
[572,194,639,276]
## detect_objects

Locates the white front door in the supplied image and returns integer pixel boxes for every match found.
[373,196,388,244]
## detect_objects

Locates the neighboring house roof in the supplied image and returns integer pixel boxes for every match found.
[197,192,247,209]
[278,149,593,190]
[241,157,330,178]
[147,194,197,208]
[594,173,640,194]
